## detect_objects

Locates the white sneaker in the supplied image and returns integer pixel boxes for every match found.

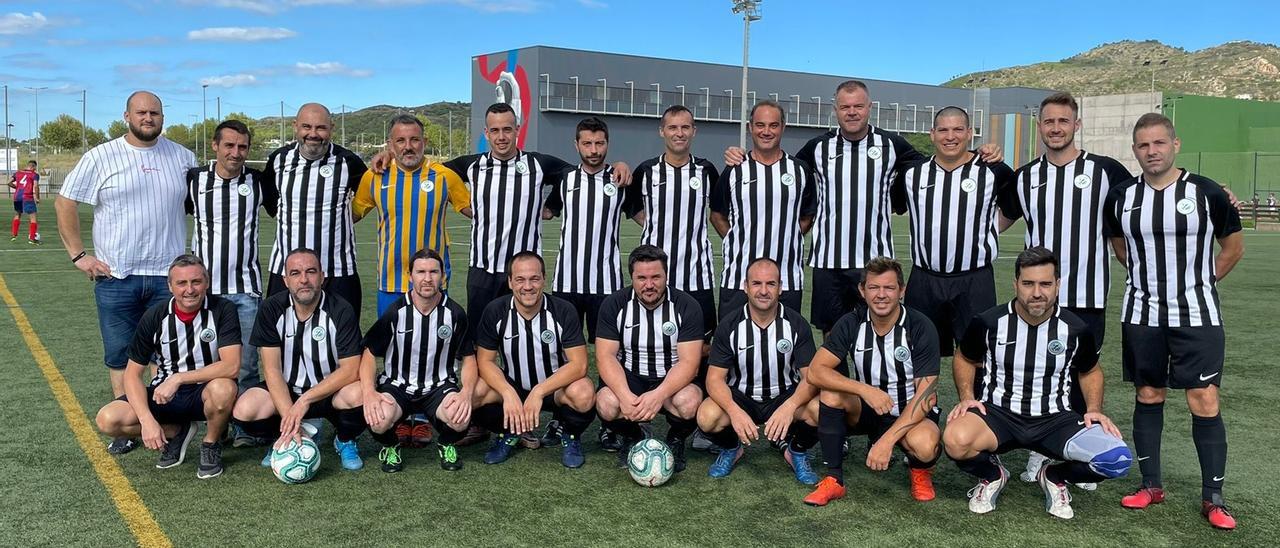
[967,463,1009,514]
[1021,451,1048,482]
[1038,465,1075,519]
[1074,482,1098,491]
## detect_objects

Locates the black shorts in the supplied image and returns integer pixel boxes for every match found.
[729,386,798,424]
[267,272,363,325]
[811,267,865,332]
[686,288,717,339]
[117,383,209,423]
[718,288,802,320]
[1122,324,1225,389]
[904,266,996,357]
[249,381,344,419]
[555,291,608,342]
[379,380,459,419]
[849,399,940,443]
[466,266,512,335]
[979,404,1087,460]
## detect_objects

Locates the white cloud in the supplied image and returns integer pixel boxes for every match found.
[115,63,165,76]
[0,12,49,35]
[3,52,60,70]
[293,62,372,77]
[201,73,259,87]
[178,0,280,14]
[188,26,297,41]
[577,0,606,7]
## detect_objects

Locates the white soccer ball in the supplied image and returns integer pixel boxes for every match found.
[627,438,675,487]
[271,437,321,484]
[32,232,39,242]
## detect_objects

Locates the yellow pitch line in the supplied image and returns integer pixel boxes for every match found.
[0,274,173,548]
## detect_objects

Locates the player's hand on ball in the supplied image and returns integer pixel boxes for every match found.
[276,401,310,450]
[948,399,987,421]
[862,388,895,416]
[141,419,167,451]
[866,439,894,471]
[730,409,758,445]
[1084,411,1123,439]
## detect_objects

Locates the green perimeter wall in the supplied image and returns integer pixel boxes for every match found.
[1166,95,1280,194]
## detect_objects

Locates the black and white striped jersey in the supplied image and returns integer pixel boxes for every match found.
[595,287,705,380]
[251,290,363,396]
[709,305,816,403]
[363,294,474,397]
[1000,152,1131,308]
[797,127,926,270]
[623,155,720,292]
[546,165,627,295]
[127,296,242,387]
[959,303,1099,417]
[262,143,368,278]
[822,305,940,416]
[896,155,1014,274]
[445,151,573,273]
[711,152,816,291]
[185,164,279,296]
[1103,170,1242,327]
[474,294,585,392]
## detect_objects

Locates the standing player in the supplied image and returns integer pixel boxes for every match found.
[93,255,240,479]
[895,107,1014,358]
[231,248,367,472]
[353,114,472,317]
[1105,113,1244,530]
[9,160,39,243]
[944,247,1132,520]
[471,252,597,468]
[263,103,368,323]
[997,92,1132,484]
[699,258,820,484]
[594,245,705,471]
[341,248,482,473]
[725,81,1000,334]
[58,90,197,454]
[711,100,816,316]
[803,257,942,506]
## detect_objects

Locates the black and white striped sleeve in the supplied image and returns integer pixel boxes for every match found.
[126,304,166,365]
[443,154,482,183]
[958,311,991,364]
[821,313,859,359]
[594,292,625,341]
[329,298,363,359]
[798,160,817,219]
[212,298,243,349]
[709,166,734,216]
[1201,180,1242,238]
[674,292,705,342]
[707,320,738,370]
[905,311,940,378]
[250,294,287,348]
[473,299,505,351]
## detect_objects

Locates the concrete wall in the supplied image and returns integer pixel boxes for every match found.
[1079,92,1162,174]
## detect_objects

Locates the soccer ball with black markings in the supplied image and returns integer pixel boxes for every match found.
[271,437,321,484]
[627,438,674,487]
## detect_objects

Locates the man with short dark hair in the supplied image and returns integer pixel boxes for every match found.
[594,245,705,471]
[94,254,241,479]
[699,257,820,484]
[944,247,1131,520]
[59,90,198,454]
[9,159,39,244]
[471,251,597,468]
[1105,113,1244,530]
[804,256,942,506]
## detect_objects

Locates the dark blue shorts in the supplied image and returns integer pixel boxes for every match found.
[117,383,209,423]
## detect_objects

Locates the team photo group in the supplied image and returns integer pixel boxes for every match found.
[54,79,1242,531]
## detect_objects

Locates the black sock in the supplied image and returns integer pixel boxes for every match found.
[1045,461,1106,485]
[332,408,367,442]
[557,405,596,438]
[709,426,740,449]
[371,426,399,447]
[237,418,278,440]
[788,421,818,453]
[906,452,939,470]
[818,403,848,483]
[471,403,505,434]
[433,422,465,445]
[666,416,697,442]
[1132,401,1165,488]
[603,418,645,442]
[955,451,1001,482]
[1192,413,1227,502]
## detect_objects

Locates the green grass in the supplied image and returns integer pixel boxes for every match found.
[2,206,1278,546]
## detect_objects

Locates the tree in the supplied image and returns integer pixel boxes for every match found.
[39,114,87,151]
[108,120,127,139]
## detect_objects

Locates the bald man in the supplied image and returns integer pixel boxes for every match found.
[262,103,369,323]
[58,90,199,455]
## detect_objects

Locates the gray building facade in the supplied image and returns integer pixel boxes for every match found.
[469,46,1054,164]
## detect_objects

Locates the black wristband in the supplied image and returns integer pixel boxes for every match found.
[71,251,86,263]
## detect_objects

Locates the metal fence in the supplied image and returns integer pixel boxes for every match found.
[1178,151,1280,198]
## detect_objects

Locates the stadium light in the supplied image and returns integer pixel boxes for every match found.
[597,78,607,111]
[890,102,900,131]
[24,87,47,164]
[540,74,550,109]
[724,89,734,120]
[907,104,917,132]
[811,96,822,126]
[649,83,661,114]
[202,84,208,163]
[790,95,800,116]
[731,0,762,149]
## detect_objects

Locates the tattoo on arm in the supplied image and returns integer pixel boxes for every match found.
[892,379,939,437]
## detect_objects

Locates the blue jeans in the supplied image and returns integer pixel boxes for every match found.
[220,292,261,390]
[94,275,171,369]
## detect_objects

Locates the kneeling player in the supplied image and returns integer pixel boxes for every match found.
[341,248,484,472]
[95,254,240,479]
[804,257,942,505]
[595,245,705,471]
[231,248,366,471]
[697,258,820,484]
[944,247,1131,519]
[472,252,597,468]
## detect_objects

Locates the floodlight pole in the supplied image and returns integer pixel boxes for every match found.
[201,84,208,163]
[732,1,761,149]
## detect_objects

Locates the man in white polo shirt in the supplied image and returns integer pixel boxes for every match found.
[57,90,197,455]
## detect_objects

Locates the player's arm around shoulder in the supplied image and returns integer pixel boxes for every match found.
[437,164,473,218]
[350,170,377,222]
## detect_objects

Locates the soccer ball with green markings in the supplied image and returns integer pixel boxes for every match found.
[627,438,674,487]
[271,437,321,484]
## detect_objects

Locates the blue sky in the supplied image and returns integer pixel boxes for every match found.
[1,0,1276,136]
